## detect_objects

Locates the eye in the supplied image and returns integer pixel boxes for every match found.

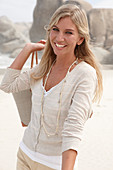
[65,31,73,34]
[52,27,59,31]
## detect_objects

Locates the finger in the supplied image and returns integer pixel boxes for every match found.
[37,43,45,51]
[38,39,46,44]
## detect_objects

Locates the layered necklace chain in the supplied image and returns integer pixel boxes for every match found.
[41,58,79,137]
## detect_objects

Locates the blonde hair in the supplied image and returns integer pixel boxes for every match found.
[31,4,103,102]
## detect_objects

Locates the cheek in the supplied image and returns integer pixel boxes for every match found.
[69,39,77,47]
[49,32,53,45]
[67,35,78,44]
[50,31,55,40]
[50,32,56,47]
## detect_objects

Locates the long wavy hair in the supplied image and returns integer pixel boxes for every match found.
[31,4,103,102]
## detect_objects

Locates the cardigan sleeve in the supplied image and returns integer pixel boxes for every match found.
[0,68,32,93]
[62,69,97,153]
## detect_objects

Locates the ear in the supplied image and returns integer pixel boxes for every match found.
[77,37,84,45]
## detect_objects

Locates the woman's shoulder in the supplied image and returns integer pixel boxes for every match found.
[72,61,97,82]
[78,61,96,76]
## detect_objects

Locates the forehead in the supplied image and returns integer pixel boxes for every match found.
[55,16,77,30]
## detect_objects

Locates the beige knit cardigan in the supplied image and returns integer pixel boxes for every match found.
[0,61,97,156]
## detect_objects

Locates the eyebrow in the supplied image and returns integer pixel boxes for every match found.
[52,25,75,32]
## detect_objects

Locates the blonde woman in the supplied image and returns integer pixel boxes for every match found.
[0,4,102,170]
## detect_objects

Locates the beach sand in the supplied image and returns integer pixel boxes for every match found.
[0,68,113,170]
[78,69,113,170]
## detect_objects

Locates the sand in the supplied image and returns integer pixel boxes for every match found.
[0,68,113,170]
[78,69,113,170]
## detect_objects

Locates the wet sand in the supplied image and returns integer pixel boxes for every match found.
[0,68,113,170]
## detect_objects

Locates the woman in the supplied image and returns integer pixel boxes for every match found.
[0,4,103,170]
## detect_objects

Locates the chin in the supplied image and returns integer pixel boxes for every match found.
[53,49,67,56]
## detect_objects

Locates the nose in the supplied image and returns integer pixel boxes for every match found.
[56,32,64,42]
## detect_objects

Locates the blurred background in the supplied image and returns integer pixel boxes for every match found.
[0,1,113,170]
[0,0,113,68]
[0,0,113,23]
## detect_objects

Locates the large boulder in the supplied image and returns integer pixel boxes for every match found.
[29,0,62,42]
[102,46,113,64]
[91,46,110,64]
[0,16,30,54]
[104,34,113,50]
[88,9,113,49]
[63,0,92,13]
[15,22,32,39]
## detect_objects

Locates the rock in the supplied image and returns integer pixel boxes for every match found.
[1,39,26,53]
[29,0,62,42]
[88,9,113,49]
[91,46,110,64]
[0,16,18,44]
[108,46,113,52]
[63,0,92,13]
[15,22,32,39]
[0,16,14,32]
[0,16,30,54]
[0,27,26,45]
[104,35,113,50]
[103,51,113,64]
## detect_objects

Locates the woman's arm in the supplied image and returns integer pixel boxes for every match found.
[0,40,46,93]
[61,68,97,169]
[62,149,77,170]
[10,40,45,70]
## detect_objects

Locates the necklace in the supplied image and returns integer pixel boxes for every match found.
[41,58,79,137]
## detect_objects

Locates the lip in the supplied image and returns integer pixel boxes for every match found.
[54,42,67,48]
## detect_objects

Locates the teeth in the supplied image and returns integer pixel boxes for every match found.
[56,43,65,48]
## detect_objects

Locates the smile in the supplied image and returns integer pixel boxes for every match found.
[55,43,66,48]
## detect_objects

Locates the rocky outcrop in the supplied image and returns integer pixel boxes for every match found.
[0,0,113,64]
[92,47,110,64]
[63,0,92,13]
[88,9,113,50]
[0,16,30,57]
[15,22,32,39]
[102,47,113,64]
[29,0,62,42]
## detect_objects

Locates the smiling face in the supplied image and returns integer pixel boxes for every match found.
[49,16,83,59]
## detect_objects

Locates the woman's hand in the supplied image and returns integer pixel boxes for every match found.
[28,39,46,53]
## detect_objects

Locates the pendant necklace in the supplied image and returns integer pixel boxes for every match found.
[41,58,78,137]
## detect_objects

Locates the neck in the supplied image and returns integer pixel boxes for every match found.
[55,55,76,68]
